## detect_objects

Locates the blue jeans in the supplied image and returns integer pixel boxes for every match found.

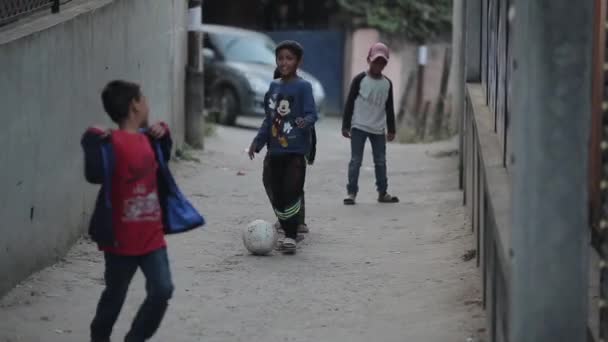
[91,248,174,342]
[347,127,388,195]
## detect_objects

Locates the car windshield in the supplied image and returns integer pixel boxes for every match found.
[213,33,276,65]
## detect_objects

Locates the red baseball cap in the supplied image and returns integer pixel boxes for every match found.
[368,42,390,62]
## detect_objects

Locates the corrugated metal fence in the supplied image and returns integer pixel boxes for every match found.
[463,0,512,340]
[590,0,608,340]
[0,0,70,27]
[467,0,608,340]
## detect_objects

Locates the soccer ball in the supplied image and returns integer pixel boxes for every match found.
[243,219,278,255]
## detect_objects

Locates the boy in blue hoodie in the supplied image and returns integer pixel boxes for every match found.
[248,40,318,254]
[82,80,174,342]
[269,67,315,237]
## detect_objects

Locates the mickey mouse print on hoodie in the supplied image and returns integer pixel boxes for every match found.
[254,77,317,155]
[271,94,295,147]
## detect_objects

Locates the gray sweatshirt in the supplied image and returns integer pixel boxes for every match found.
[342,72,396,135]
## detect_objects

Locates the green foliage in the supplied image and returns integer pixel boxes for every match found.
[337,0,452,43]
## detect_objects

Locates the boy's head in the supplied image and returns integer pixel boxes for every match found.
[367,42,389,77]
[101,80,149,127]
[275,40,304,78]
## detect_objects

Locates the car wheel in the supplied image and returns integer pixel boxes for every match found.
[215,87,238,126]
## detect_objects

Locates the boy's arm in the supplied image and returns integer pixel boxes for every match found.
[157,122,173,163]
[252,90,273,153]
[386,79,396,134]
[252,114,272,153]
[301,81,318,127]
[81,127,107,184]
[143,122,173,162]
[342,72,364,131]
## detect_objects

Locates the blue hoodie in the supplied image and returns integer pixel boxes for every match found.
[253,77,318,155]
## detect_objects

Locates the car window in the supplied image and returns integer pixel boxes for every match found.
[212,33,276,65]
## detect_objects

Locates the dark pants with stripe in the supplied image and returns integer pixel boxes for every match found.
[299,191,306,225]
[263,153,306,239]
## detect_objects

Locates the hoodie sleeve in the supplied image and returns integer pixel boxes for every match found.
[342,72,365,131]
[252,87,274,152]
[385,78,396,134]
[80,128,107,184]
[301,81,318,127]
[253,114,272,153]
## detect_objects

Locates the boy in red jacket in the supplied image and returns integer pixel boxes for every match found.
[84,80,173,342]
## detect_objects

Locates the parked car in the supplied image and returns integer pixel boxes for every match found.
[198,24,326,126]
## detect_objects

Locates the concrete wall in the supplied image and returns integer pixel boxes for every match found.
[0,0,187,295]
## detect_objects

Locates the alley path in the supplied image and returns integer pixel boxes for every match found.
[0,118,484,342]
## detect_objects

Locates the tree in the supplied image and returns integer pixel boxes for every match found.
[337,0,452,44]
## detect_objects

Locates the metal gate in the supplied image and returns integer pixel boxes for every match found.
[266,30,345,115]
[0,0,70,27]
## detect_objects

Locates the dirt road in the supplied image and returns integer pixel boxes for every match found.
[0,118,484,342]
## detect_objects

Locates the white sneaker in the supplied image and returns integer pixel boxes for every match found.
[282,238,296,254]
[275,236,285,250]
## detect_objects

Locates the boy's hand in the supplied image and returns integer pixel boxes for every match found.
[387,132,396,142]
[248,142,257,160]
[149,122,167,139]
[295,117,307,128]
[342,129,351,139]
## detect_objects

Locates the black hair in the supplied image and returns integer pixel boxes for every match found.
[101,80,141,124]
[273,67,281,79]
[275,40,304,61]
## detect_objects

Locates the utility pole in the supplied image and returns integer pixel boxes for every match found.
[185,0,204,149]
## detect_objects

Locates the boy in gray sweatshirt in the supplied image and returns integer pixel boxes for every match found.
[342,42,399,205]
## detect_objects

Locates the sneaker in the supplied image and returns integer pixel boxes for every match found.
[343,194,356,205]
[276,235,303,250]
[378,192,399,203]
[275,236,285,250]
[297,224,310,233]
[282,238,297,254]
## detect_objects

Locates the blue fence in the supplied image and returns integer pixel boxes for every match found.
[266,30,345,115]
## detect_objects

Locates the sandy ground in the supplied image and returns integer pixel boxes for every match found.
[0,118,485,342]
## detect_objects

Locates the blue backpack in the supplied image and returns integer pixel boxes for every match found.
[152,143,205,234]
